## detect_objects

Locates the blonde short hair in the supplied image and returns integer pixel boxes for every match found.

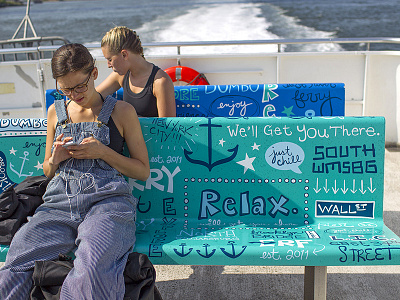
[101,26,144,57]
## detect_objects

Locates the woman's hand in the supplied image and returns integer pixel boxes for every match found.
[49,133,73,166]
[65,136,106,160]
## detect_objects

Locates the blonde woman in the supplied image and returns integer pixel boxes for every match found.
[97,26,176,117]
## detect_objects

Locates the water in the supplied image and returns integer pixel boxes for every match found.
[1,0,399,54]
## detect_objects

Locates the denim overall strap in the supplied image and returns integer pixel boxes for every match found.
[97,95,118,125]
[54,100,69,125]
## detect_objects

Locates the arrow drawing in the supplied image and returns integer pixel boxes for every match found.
[368,178,376,193]
[313,245,326,256]
[314,178,321,193]
[359,179,366,194]
[341,180,348,194]
[332,180,339,194]
[351,179,357,194]
[323,179,329,193]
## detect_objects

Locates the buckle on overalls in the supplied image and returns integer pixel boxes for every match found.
[61,120,68,129]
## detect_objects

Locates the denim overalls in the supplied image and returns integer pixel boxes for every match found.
[0,96,137,300]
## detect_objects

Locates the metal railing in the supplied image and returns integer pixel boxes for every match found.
[141,37,400,54]
[1,37,400,62]
[0,36,70,61]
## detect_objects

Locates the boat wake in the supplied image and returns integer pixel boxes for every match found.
[138,2,343,55]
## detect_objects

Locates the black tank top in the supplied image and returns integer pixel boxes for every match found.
[108,116,125,155]
[122,64,160,117]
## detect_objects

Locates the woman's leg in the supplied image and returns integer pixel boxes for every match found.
[0,209,78,300]
[60,198,136,300]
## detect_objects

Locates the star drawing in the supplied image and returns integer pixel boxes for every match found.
[219,138,226,147]
[251,142,260,150]
[282,106,295,117]
[9,147,17,155]
[34,161,43,170]
[237,153,256,174]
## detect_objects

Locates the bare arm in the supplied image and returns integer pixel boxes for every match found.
[154,69,176,117]
[43,105,73,178]
[96,72,123,98]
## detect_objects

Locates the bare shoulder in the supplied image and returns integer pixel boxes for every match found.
[153,67,174,92]
[154,67,172,83]
[47,103,56,115]
[113,100,138,119]
[47,104,58,129]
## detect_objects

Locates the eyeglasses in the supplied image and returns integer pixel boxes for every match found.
[56,71,93,96]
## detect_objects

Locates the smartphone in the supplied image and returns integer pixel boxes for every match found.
[62,141,78,147]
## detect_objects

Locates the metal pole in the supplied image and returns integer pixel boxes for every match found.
[23,0,31,38]
[11,0,37,40]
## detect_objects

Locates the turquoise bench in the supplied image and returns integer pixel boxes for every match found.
[1,116,399,300]
[45,83,345,117]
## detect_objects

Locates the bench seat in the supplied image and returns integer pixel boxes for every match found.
[134,221,400,266]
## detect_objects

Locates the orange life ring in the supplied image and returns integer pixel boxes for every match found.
[165,66,209,85]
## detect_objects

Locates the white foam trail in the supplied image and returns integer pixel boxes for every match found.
[139,3,282,55]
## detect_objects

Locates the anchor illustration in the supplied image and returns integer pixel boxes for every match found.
[10,151,33,178]
[196,243,216,258]
[0,151,15,191]
[173,243,193,257]
[184,118,238,171]
[220,241,247,259]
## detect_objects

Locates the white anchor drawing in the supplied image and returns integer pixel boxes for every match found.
[10,151,33,178]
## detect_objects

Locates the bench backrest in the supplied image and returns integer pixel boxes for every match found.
[0,117,385,220]
[133,116,384,224]
[0,116,383,222]
[45,83,345,117]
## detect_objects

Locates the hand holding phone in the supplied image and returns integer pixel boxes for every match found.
[62,141,78,148]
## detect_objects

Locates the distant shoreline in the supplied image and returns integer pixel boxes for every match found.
[0,0,67,8]
[0,1,24,8]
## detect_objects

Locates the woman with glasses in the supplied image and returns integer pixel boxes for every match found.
[0,43,150,299]
[97,26,176,117]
